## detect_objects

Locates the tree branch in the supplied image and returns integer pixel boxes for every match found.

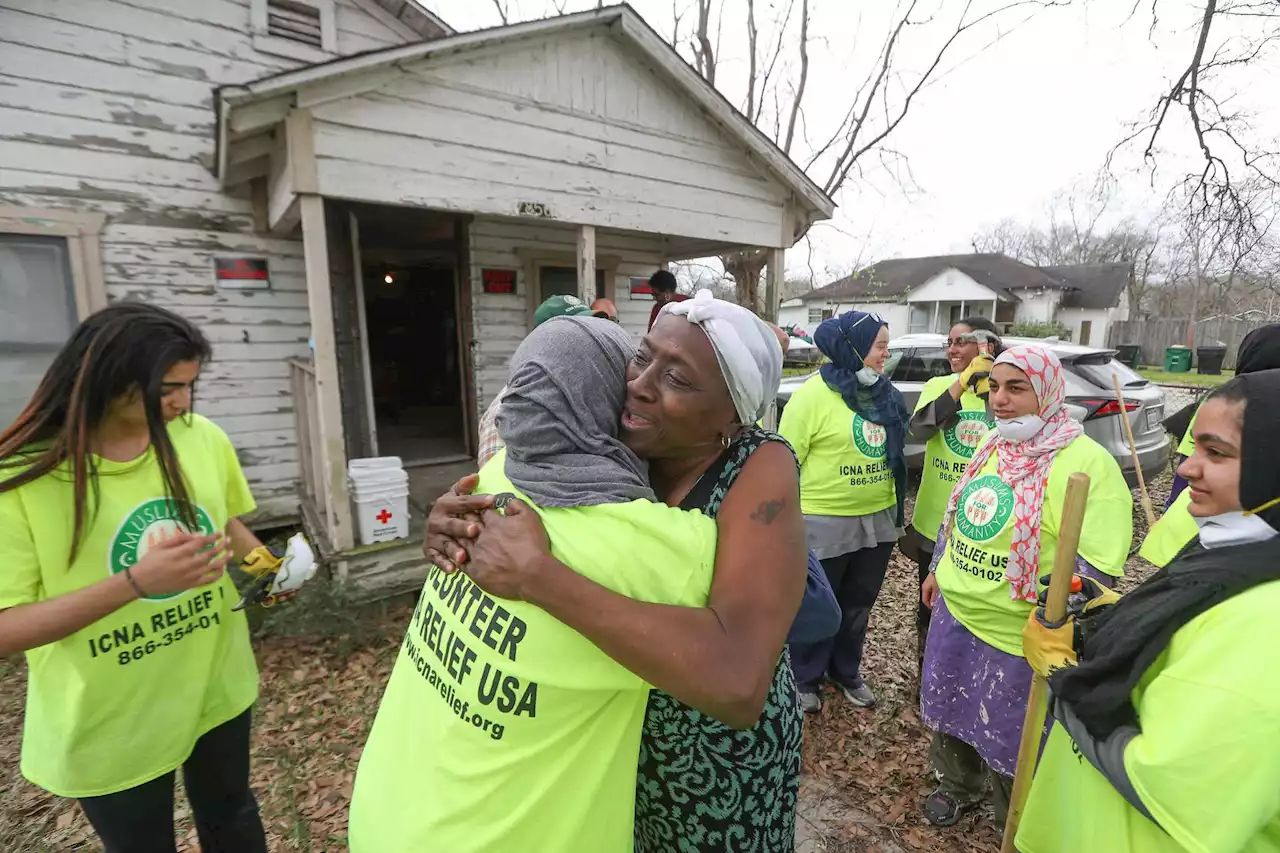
[782,0,809,155]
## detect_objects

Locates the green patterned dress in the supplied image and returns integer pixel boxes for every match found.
[634,428,803,852]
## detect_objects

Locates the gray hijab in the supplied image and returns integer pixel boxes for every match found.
[497,315,655,508]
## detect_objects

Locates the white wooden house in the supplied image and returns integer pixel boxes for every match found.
[1,2,833,598]
[780,254,1132,347]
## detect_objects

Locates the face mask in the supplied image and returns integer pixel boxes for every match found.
[1194,511,1278,549]
[995,415,1046,442]
[855,366,880,386]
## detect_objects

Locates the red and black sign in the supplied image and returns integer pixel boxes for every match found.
[482,268,516,294]
[214,257,270,289]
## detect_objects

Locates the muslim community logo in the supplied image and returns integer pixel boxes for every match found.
[944,411,996,458]
[851,414,888,459]
[108,498,217,601]
[954,474,1014,542]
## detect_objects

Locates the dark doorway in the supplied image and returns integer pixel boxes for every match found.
[362,260,468,463]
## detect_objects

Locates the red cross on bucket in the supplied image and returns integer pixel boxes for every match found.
[376,509,393,524]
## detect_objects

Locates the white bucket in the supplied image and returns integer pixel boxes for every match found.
[349,458,410,545]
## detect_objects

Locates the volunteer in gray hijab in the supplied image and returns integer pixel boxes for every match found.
[426,294,809,851]
[497,316,654,507]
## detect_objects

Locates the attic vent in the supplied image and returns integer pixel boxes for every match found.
[267,0,323,47]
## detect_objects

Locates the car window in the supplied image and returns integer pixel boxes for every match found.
[1070,355,1148,389]
[889,346,952,382]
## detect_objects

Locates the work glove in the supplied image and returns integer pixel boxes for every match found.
[1022,574,1121,677]
[959,353,995,396]
[234,533,318,610]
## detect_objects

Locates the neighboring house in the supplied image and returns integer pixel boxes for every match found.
[0,2,833,598]
[779,253,1131,348]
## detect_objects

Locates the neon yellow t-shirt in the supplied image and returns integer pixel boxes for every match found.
[779,374,896,517]
[933,435,1132,656]
[0,414,259,798]
[1018,579,1280,853]
[348,452,717,853]
[1178,408,1198,456]
[1140,488,1199,568]
[910,375,994,542]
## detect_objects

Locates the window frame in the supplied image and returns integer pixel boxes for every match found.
[0,205,107,320]
[250,0,337,63]
[513,248,621,330]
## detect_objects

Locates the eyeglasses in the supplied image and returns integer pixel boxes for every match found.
[945,337,979,348]
[838,313,884,361]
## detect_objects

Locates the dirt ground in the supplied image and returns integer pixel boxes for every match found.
[0,470,1171,852]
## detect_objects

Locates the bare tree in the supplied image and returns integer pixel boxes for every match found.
[1116,2,1279,259]
[491,0,510,26]
[689,0,1069,313]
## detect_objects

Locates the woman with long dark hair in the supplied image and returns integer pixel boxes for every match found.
[0,302,269,853]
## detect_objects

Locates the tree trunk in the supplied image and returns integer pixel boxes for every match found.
[721,248,769,315]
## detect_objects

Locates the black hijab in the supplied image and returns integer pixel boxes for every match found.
[1051,369,1280,738]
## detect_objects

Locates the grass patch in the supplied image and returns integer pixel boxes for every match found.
[1137,367,1233,387]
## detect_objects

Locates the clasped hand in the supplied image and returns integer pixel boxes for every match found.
[423,476,554,601]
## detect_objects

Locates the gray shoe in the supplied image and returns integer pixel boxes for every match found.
[798,691,823,714]
[838,680,876,708]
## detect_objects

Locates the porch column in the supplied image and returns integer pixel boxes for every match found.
[766,248,785,322]
[992,299,998,323]
[931,301,940,333]
[577,224,596,305]
[300,195,355,551]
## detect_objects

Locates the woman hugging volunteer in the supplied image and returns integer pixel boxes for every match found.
[918,344,1132,828]
[781,310,909,712]
[0,303,271,853]
[1141,323,1280,568]
[906,317,1000,677]
[349,317,725,852]
[1019,369,1280,852]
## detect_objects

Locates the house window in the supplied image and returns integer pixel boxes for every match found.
[251,0,336,60]
[908,304,931,333]
[0,235,80,427]
[539,266,605,303]
[807,307,824,324]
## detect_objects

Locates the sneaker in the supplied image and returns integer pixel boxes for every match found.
[921,786,979,827]
[798,691,823,714]
[838,679,876,708]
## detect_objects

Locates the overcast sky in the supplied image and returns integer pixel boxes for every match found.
[425,1,1275,280]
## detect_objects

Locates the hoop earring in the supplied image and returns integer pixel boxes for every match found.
[721,434,731,450]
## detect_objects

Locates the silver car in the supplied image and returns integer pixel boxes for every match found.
[775,334,1170,488]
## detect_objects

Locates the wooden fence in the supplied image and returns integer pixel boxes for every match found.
[1106,318,1271,369]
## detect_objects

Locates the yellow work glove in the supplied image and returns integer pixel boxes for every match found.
[1022,575,1122,678]
[234,544,284,611]
[240,545,282,578]
[959,353,995,395]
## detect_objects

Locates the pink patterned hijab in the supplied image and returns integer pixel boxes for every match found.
[940,345,1084,602]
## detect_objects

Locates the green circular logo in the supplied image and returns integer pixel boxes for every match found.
[954,474,1014,542]
[944,411,995,458]
[851,414,887,459]
[108,498,216,601]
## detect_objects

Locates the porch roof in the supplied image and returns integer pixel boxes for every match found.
[214,3,834,234]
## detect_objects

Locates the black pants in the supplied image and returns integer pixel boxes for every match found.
[78,709,267,853]
[914,547,933,680]
[790,541,894,691]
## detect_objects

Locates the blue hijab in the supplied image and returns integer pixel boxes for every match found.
[815,311,909,526]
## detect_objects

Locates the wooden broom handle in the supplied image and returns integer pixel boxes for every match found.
[1113,374,1157,528]
[1001,471,1091,852]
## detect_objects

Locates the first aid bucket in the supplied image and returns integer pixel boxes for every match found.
[348,459,409,545]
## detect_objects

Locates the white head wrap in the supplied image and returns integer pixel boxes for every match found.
[659,289,783,425]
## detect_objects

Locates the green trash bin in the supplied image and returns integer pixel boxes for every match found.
[1164,345,1192,373]
[1116,344,1141,369]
